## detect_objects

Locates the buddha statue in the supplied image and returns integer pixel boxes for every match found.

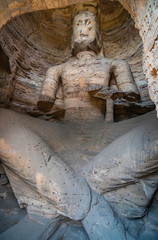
[0,4,157,240]
[37,9,139,123]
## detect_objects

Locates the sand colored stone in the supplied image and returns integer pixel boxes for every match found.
[0,2,158,240]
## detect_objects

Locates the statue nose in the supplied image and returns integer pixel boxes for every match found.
[80,29,89,36]
[80,33,88,37]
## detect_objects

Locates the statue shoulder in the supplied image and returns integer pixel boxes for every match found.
[61,57,78,70]
[111,59,129,67]
[99,57,112,65]
[67,56,77,64]
[46,64,64,76]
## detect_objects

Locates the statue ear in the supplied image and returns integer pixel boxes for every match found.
[71,34,75,55]
[98,47,104,57]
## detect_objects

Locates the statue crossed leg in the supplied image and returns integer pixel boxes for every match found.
[0,109,158,240]
[0,6,157,240]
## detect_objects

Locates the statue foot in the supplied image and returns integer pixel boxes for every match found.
[82,191,134,240]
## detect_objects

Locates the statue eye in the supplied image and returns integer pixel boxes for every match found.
[88,20,91,25]
[77,22,80,26]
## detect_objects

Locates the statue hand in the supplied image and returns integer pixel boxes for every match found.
[87,85,140,102]
[37,94,55,112]
[86,85,103,94]
[87,85,117,100]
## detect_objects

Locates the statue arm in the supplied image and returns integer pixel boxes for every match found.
[112,60,139,94]
[37,65,62,111]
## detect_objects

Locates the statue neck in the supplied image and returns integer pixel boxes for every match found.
[76,51,96,59]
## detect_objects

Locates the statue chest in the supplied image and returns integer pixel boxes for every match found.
[62,59,111,94]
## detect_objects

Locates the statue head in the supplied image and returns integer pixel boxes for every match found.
[71,10,102,56]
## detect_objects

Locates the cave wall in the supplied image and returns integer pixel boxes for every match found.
[99,1,149,102]
[118,0,158,115]
[0,8,73,114]
[0,46,11,108]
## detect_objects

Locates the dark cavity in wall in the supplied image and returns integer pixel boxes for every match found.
[0,45,11,107]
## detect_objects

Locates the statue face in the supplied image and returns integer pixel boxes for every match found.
[72,11,101,55]
[73,11,97,45]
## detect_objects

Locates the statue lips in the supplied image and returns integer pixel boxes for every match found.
[80,33,88,37]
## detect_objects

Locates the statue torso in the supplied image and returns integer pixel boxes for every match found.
[62,54,111,97]
[62,53,111,122]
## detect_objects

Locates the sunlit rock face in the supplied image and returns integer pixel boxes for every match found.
[0,1,154,121]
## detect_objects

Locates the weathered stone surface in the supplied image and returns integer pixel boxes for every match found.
[36,10,143,124]
[0,0,154,119]
[0,186,8,199]
[87,84,154,121]
[0,1,157,240]
[0,175,8,186]
[0,108,158,239]
[0,215,61,240]
[83,116,158,221]
[0,162,5,175]
[0,0,157,115]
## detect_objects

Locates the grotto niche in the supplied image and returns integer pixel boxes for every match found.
[0,1,158,240]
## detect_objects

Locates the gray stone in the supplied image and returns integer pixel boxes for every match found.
[0,175,8,186]
[0,186,8,199]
